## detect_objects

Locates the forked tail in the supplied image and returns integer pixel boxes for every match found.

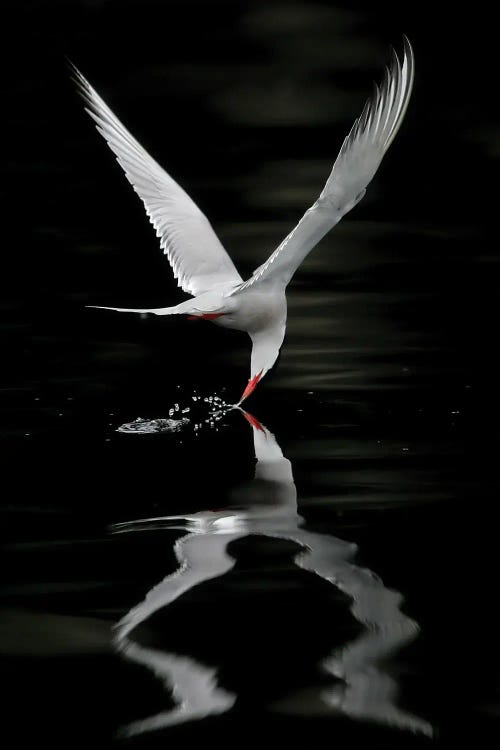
[86,294,225,317]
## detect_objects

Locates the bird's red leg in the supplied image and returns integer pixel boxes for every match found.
[238,370,263,404]
[187,313,226,321]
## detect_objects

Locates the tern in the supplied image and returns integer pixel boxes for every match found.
[73,38,414,404]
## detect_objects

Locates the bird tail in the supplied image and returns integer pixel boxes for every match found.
[86,304,183,316]
[86,294,225,317]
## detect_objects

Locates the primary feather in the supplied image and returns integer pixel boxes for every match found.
[71,65,242,297]
[232,36,414,293]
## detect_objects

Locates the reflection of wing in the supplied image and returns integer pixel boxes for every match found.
[233,38,414,292]
[113,531,243,737]
[297,541,432,735]
[242,411,431,735]
[115,532,243,641]
[117,643,235,736]
[72,66,242,296]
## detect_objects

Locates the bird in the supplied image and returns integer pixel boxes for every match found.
[72,37,414,405]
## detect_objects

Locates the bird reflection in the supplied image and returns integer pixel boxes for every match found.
[112,410,432,738]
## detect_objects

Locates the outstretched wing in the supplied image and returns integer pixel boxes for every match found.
[232,37,414,293]
[72,66,242,297]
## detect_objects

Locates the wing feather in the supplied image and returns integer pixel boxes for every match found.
[72,66,242,297]
[232,37,414,293]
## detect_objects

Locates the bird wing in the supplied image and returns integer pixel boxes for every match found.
[232,37,414,294]
[72,66,242,297]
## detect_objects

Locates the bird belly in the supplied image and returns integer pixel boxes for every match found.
[213,292,286,333]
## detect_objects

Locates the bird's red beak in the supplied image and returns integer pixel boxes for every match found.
[241,409,266,433]
[239,370,263,404]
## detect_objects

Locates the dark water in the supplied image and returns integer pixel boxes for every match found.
[3,0,499,747]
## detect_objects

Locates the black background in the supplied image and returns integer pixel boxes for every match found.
[2,1,500,747]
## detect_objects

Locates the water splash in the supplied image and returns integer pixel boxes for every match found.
[115,391,234,434]
[117,417,190,434]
